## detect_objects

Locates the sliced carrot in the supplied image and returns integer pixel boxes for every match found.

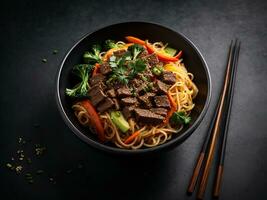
[125,36,146,45]
[92,63,100,76]
[80,99,105,142]
[163,93,177,124]
[103,43,134,61]
[124,130,141,144]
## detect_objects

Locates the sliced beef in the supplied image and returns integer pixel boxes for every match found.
[113,98,120,110]
[138,49,148,58]
[106,88,116,97]
[97,98,114,113]
[154,95,171,108]
[130,78,143,88]
[122,106,135,119]
[138,92,156,108]
[161,71,176,85]
[88,84,107,106]
[134,108,164,125]
[99,62,112,75]
[121,97,138,106]
[113,49,126,57]
[136,83,147,93]
[156,80,170,94]
[143,53,159,67]
[117,86,132,97]
[151,108,168,117]
[89,74,105,86]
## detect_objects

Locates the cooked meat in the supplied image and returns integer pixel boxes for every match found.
[151,108,168,117]
[136,83,147,93]
[161,71,176,85]
[121,97,138,106]
[89,74,105,86]
[130,78,143,88]
[97,98,114,113]
[134,108,164,124]
[138,92,156,108]
[156,80,170,94]
[113,49,127,57]
[122,106,135,119]
[113,98,120,110]
[99,62,112,75]
[88,83,105,96]
[154,95,171,108]
[117,86,132,97]
[106,88,116,97]
[88,85,107,106]
[138,49,148,58]
[143,53,159,67]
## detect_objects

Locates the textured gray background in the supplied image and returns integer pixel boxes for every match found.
[0,0,267,199]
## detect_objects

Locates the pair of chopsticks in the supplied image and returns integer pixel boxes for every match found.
[187,40,241,199]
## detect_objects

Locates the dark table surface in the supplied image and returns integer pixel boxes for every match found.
[1,0,267,199]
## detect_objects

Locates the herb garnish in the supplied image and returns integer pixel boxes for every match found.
[170,111,191,125]
[83,44,101,64]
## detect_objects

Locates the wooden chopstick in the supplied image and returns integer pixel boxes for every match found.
[196,40,237,199]
[213,41,241,198]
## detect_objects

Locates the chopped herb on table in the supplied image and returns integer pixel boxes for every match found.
[42,58,47,63]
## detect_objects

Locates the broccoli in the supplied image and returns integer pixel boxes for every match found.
[128,44,144,60]
[104,40,117,50]
[83,44,101,64]
[65,64,92,97]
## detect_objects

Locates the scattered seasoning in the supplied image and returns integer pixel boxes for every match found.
[66,169,72,174]
[35,146,46,156]
[18,137,23,143]
[6,163,13,169]
[15,165,23,174]
[25,173,32,177]
[42,58,47,63]
[53,49,59,54]
[11,157,14,161]
[36,170,44,175]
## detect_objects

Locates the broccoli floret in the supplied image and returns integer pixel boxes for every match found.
[128,44,144,60]
[65,64,92,97]
[104,40,117,50]
[83,44,101,64]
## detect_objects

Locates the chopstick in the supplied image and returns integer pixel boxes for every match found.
[196,40,237,199]
[187,40,234,196]
[185,40,240,199]
[213,41,241,198]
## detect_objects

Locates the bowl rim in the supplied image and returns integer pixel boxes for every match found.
[56,21,212,155]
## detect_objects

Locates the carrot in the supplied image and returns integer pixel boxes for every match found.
[125,36,146,45]
[124,130,141,144]
[80,99,105,142]
[103,43,134,61]
[163,93,177,124]
[92,63,100,76]
[126,36,182,62]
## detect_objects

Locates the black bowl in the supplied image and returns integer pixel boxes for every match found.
[56,22,211,155]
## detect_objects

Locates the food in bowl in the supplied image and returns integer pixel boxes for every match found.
[65,36,199,149]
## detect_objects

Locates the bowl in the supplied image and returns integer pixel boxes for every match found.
[56,22,211,155]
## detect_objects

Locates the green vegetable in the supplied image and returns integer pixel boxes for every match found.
[107,52,146,84]
[110,111,130,133]
[104,39,125,50]
[83,44,101,64]
[128,44,144,60]
[128,59,146,78]
[170,111,191,125]
[152,66,163,76]
[42,58,47,63]
[164,47,177,56]
[65,64,92,97]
